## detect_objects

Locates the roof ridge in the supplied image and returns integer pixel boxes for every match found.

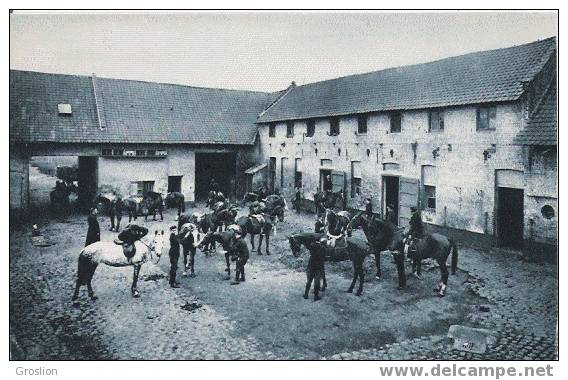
[292,36,557,90]
[9,69,271,95]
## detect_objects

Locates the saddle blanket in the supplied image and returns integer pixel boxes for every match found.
[251,214,265,224]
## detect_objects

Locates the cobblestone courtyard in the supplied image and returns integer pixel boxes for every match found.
[10,202,557,360]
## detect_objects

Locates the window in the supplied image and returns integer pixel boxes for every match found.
[390,112,402,133]
[429,110,444,132]
[146,150,156,157]
[306,120,316,137]
[424,185,436,210]
[421,165,437,211]
[294,158,302,188]
[132,181,154,196]
[102,148,112,156]
[58,103,72,115]
[351,161,362,198]
[477,106,497,130]
[112,149,124,156]
[269,123,276,138]
[541,205,555,219]
[286,121,294,138]
[357,114,368,134]
[329,117,340,136]
[136,150,147,156]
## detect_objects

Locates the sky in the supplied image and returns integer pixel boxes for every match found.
[10,11,558,93]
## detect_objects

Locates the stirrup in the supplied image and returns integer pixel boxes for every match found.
[113,238,124,245]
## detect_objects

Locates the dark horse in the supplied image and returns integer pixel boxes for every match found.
[93,193,124,232]
[349,212,400,280]
[288,232,372,296]
[288,232,327,301]
[197,231,241,280]
[165,192,186,217]
[141,191,164,221]
[388,231,458,297]
[235,214,273,255]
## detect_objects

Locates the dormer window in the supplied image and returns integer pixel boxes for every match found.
[269,123,276,138]
[286,121,295,138]
[58,103,72,115]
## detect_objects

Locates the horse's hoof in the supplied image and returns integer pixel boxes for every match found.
[438,292,446,297]
[182,271,187,277]
[303,294,309,299]
[346,289,353,293]
[266,252,270,255]
[230,281,240,285]
[224,276,231,281]
[258,252,263,256]
[314,297,321,302]
[189,273,196,278]
[355,292,362,297]
[375,275,381,280]
[132,290,140,298]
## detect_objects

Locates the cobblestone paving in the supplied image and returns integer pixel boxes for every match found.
[10,207,557,360]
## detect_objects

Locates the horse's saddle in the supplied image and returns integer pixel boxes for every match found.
[114,239,136,260]
[326,235,348,249]
[251,214,265,225]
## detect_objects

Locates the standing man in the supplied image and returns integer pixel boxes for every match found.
[168,225,181,288]
[293,187,302,212]
[85,207,100,247]
[365,198,373,217]
[210,178,219,194]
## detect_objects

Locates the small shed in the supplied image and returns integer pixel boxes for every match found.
[244,163,268,193]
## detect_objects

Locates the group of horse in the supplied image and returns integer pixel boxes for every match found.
[288,207,458,301]
[72,189,288,305]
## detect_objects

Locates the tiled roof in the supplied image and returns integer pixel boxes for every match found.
[257,37,557,123]
[10,70,275,145]
[515,82,557,146]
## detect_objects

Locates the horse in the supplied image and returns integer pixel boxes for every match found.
[71,230,165,306]
[235,214,273,255]
[288,232,372,296]
[349,212,400,280]
[122,196,142,223]
[206,191,226,209]
[196,231,240,280]
[165,192,186,217]
[50,183,71,215]
[141,191,164,221]
[242,192,262,204]
[315,209,352,237]
[387,232,458,297]
[93,193,125,232]
[264,194,287,222]
[216,205,239,230]
[178,223,201,277]
[288,233,327,301]
[180,212,222,253]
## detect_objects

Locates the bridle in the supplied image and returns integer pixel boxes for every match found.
[138,236,162,264]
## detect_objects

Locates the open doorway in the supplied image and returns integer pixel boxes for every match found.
[496,187,524,248]
[168,175,182,193]
[320,169,332,192]
[195,152,236,200]
[383,175,399,225]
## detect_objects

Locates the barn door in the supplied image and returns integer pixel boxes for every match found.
[398,177,420,227]
[331,170,346,193]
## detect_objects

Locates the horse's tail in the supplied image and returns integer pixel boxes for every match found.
[77,249,98,285]
[449,239,458,275]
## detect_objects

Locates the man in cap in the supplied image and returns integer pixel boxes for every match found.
[168,225,181,288]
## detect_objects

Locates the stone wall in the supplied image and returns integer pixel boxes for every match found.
[257,101,557,246]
